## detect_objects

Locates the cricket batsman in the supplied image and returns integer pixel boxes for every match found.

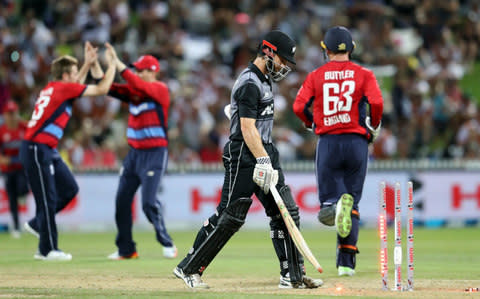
[174,30,323,289]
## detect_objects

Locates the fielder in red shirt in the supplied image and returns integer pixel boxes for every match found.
[0,101,29,238]
[98,54,176,260]
[20,42,118,261]
[293,26,383,277]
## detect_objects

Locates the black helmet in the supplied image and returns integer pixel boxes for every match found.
[321,26,355,53]
[259,30,296,65]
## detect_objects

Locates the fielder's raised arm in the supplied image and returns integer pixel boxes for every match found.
[86,42,105,80]
[82,43,117,97]
[76,41,98,84]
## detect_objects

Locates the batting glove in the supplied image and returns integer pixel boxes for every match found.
[224,104,232,120]
[365,116,381,143]
[253,156,279,194]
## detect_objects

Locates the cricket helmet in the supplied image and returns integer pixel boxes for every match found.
[259,30,296,65]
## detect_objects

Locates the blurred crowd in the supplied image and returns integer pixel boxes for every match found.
[0,0,479,170]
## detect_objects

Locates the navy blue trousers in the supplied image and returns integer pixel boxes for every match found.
[20,141,78,255]
[315,134,368,269]
[114,147,173,255]
[4,169,29,230]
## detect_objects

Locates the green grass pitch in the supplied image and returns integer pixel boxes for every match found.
[0,227,479,298]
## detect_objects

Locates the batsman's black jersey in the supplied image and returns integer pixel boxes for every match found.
[229,62,274,144]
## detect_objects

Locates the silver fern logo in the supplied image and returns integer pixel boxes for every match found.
[261,103,274,116]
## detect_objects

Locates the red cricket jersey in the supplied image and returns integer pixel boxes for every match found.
[293,61,383,137]
[24,81,86,148]
[0,121,27,172]
[109,69,170,149]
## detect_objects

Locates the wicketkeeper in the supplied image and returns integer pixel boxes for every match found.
[174,30,322,289]
[293,26,384,276]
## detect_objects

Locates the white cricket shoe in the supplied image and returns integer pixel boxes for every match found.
[279,273,304,289]
[338,266,355,276]
[278,272,323,289]
[24,222,39,238]
[10,230,21,239]
[33,251,43,260]
[107,251,139,260]
[302,275,324,288]
[34,250,72,261]
[173,267,209,289]
[163,245,178,259]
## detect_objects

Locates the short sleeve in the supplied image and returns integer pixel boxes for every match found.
[235,82,261,119]
[64,82,87,99]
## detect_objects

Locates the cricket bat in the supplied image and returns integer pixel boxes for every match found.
[270,185,323,273]
[226,103,322,273]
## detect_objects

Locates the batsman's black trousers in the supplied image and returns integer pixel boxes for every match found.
[219,140,284,217]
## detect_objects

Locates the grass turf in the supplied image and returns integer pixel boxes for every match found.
[0,227,479,298]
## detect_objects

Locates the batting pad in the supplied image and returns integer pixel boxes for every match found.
[182,197,252,275]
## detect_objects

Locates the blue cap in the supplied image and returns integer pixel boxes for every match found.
[321,26,355,53]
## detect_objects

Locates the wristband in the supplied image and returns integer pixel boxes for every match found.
[256,156,271,164]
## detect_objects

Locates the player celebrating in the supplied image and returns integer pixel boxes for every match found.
[293,26,383,276]
[103,54,176,260]
[174,30,323,289]
[20,43,117,261]
[0,100,29,238]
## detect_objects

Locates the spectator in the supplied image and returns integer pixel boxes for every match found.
[0,101,29,238]
[1,0,480,166]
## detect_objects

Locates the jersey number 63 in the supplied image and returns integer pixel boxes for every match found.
[323,81,355,116]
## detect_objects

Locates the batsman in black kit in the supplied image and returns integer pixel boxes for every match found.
[174,30,323,289]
